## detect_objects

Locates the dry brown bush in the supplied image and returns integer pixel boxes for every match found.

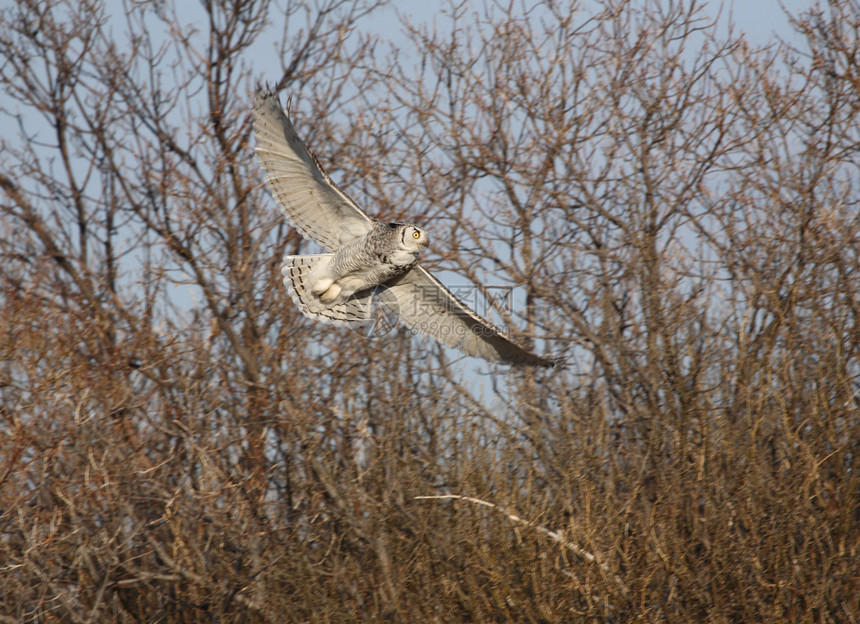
[1,0,858,621]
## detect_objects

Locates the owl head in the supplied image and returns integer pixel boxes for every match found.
[399,224,429,252]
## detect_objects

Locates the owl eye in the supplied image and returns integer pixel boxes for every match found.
[412,231,421,239]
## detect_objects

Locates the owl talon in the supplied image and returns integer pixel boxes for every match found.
[319,283,342,303]
[311,278,334,296]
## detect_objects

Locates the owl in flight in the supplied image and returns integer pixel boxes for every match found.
[253,87,561,367]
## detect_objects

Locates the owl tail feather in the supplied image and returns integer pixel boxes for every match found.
[281,254,374,327]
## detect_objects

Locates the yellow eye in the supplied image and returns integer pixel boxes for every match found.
[412,231,421,239]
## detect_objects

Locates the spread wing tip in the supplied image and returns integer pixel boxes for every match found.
[253,85,296,124]
[532,353,567,368]
[494,343,566,368]
[254,83,277,102]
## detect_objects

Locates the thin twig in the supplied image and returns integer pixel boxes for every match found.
[415,494,629,595]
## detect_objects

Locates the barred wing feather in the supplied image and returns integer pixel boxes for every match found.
[253,88,373,251]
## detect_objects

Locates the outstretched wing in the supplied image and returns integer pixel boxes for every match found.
[253,87,373,251]
[377,266,563,367]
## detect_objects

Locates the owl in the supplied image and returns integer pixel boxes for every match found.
[253,87,562,367]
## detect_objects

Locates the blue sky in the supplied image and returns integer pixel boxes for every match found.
[378,0,812,48]
[723,0,812,44]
